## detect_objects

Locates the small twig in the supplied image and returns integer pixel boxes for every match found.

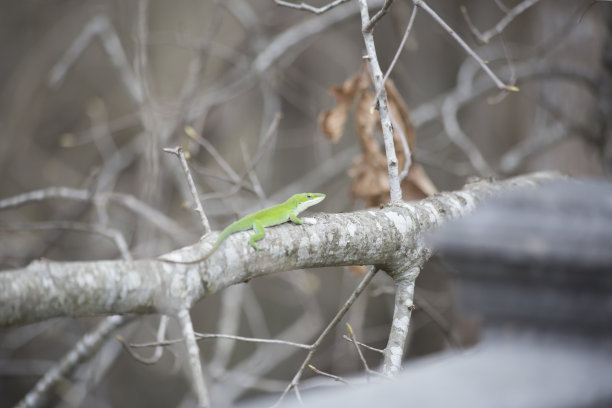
[465,0,541,44]
[198,184,243,203]
[416,0,518,92]
[167,2,222,142]
[440,59,495,176]
[117,315,170,365]
[2,221,132,261]
[208,286,246,377]
[198,333,311,349]
[411,59,597,131]
[209,303,324,404]
[163,146,211,234]
[239,112,282,178]
[274,0,350,14]
[413,293,462,349]
[0,187,190,243]
[188,163,258,195]
[177,309,210,408]
[106,192,191,241]
[441,93,495,176]
[240,139,267,201]
[241,286,272,339]
[486,37,516,105]
[135,0,152,103]
[274,267,378,407]
[48,15,143,103]
[459,5,485,42]
[308,364,349,384]
[341,335,384,354]
[128,332,312,350]
[88,99,117,162]
[390,113,412,182]
[365,0,396,33]
[372,3,418,108]
[345,323,371,380]
[253,0,382,74]
[494,0,510,13]
[294,386,304,405]
[184,125,241,183]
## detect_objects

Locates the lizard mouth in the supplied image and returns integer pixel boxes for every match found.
[296,194,325,213]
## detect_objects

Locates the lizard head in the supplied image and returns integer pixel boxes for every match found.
[289,193,326,214]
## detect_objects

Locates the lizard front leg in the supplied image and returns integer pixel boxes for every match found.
[289,213,304,224]
[249,220,265,250]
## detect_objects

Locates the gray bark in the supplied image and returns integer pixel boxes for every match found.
[0,172,561,327]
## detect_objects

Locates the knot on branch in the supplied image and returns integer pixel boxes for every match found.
[385,246,431,285]
[387,265,420,285]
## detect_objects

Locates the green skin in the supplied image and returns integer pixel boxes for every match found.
[161,193,326,264]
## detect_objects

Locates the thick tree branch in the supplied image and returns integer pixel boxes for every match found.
[0,172,562,327]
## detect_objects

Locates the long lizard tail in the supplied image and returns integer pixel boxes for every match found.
[157,223,237,264]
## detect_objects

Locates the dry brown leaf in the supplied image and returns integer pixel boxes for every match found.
[401,163,438,201]
[321,64,437,207]
[318,74,362,143]
[348,265,368,276]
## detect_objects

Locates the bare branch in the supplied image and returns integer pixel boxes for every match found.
[253,0,385,74]
[117,315,170,365]
[49,15,143,103]
[308,364,349,384]
[135,0,152,103]
[185,125,241,183]
[210,302,324,404]
[240,139,267,201]
[415,0,518,92]
[123,332,310,351]
[462,0,541,44]
[358,0,403,203]
[494,0,510,13]
[441,91,495,176]
[14,316,127,408]
[163,146,211,234]
[372,3,418,108]
[0,187,191,243]
[274,0,350,14]
[201,333,311,349]
[346,322,385,380]
[239,112,282,179]
[177,309,210,407]
[2,221,132,261]
[390,112,413,182]
[276,267,378,406]
[342,335,384,354]
[365,0,396,32]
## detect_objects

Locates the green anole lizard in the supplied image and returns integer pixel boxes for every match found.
[160,193,326,264]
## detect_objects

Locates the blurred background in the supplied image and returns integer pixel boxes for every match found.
[0,0,609,406]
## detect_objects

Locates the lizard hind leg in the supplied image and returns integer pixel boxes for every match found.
[249,221,265,250]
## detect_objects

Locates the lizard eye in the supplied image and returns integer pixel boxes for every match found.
[307,194,312,199]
